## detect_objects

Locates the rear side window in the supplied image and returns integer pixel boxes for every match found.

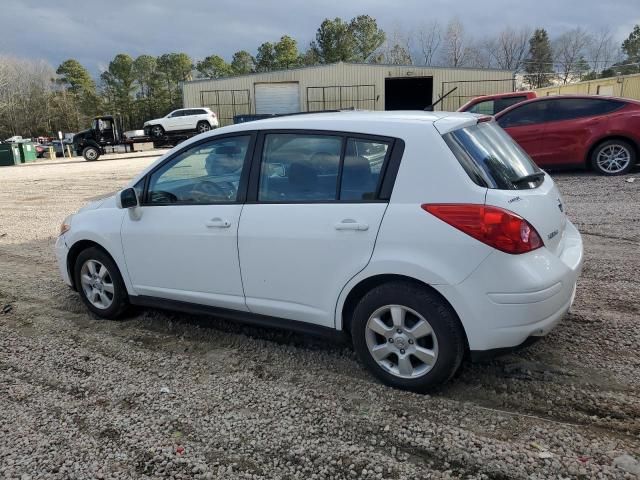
[547,98,625,122]
[257,133,392,202]
[468,100,494,115]
[342,139,389,200]
[443,122,542,190]
[259,134,342,202]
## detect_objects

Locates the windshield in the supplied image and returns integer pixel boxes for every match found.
[443,122,542,190]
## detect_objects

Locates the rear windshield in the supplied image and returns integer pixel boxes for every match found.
[443,122,542,190]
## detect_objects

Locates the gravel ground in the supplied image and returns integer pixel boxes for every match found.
[0,157,639,479]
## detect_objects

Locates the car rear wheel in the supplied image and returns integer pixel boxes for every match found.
[82,146,100,161]
[351,281,465,392]
[197,121,211,133]
[591,139,636,176]
[151,125,165,138]
[74,247,129,319]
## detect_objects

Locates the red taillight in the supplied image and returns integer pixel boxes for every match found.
[422,204,543,254]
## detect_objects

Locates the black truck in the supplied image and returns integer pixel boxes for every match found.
[72,115,197,161]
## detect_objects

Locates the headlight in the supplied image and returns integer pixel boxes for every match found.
[59,215,73,236]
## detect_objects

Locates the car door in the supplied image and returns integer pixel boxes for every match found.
[538,98,625,166]
[181,109,197,130]
[121,133,255,310]
[497,100,553,167]
[165,110,184,131]
[238,131,397,328]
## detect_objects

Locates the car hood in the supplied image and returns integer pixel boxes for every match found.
[73,129,92,142]
[78,192,116,212]
[143,118,162,127]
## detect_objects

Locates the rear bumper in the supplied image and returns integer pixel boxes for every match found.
[435,220,583,351]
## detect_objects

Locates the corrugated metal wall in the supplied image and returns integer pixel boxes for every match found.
[182,62,514,125]
[534,73,640,100]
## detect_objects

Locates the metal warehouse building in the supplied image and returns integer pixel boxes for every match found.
[182,62,515,126]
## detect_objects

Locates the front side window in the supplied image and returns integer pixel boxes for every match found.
[169,110,184,118]
[146,136,251,204]
[259,134,342,202]
[498,101,551,128]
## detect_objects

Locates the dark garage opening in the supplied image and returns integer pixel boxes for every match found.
[385,77,433,110]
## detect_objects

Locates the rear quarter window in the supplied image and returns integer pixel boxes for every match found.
[443,122,543,190]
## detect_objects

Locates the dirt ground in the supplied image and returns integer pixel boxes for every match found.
[0,155,639,479]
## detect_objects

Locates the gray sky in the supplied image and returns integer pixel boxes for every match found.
[1,0,638,74]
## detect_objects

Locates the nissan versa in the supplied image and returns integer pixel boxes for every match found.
[55,111,583,391]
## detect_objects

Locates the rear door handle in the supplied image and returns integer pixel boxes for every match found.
[335,219,369,231]
[205,217,231,228]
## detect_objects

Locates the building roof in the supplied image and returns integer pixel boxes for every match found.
[183,61,515,85]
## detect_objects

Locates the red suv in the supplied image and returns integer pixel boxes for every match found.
[494,95,640,175]
[458,91,536,115]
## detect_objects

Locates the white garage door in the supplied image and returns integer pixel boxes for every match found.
[255,83,300,114]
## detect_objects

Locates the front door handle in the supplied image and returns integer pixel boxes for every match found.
[205,217,231,228]
[335,219,369,231]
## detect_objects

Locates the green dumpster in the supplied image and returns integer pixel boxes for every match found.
[0,143,21,166]
[18,142,37,163]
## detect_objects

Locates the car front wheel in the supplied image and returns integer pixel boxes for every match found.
[74,247,129,319]
[82,146,100,161]
[591,139,636,176]
[351,282,465,392]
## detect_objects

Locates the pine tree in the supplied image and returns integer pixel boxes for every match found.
[524,29,554,88]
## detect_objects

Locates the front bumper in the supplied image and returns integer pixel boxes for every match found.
[436,220,583,352]
[55,234,73,287]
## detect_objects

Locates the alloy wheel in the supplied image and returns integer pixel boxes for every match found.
[198,123,211,133]
[365,304,439,379]
[80,259,115,310]
[596,145,631,174]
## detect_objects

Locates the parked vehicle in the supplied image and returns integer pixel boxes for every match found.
[458,91,536,115]
[143,108,218,138]
[495,95,640,175]
[73,115,199,161]
[35,144,46,158]
[55,111,583,391]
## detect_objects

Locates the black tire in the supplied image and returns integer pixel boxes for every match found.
[351,281,465,392]
[74,247,129,319]
[150,125,165,138]
[590,139,636,176]
[82,146,100,161]
[196,121,211,134]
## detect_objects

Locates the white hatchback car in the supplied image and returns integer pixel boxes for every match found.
[143,108,218,138]
[56,111,583,391]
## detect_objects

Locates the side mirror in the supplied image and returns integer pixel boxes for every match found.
[117,188,139,209]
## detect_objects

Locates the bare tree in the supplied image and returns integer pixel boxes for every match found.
[375,27,414,65]
[440,18,469,67]
[0,56,63,138]
[587,28,616,73]
[554,27,591,83]
[415,20,441,66]
[485,27,531,71]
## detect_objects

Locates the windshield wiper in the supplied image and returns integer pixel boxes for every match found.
[513,171,545,185]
